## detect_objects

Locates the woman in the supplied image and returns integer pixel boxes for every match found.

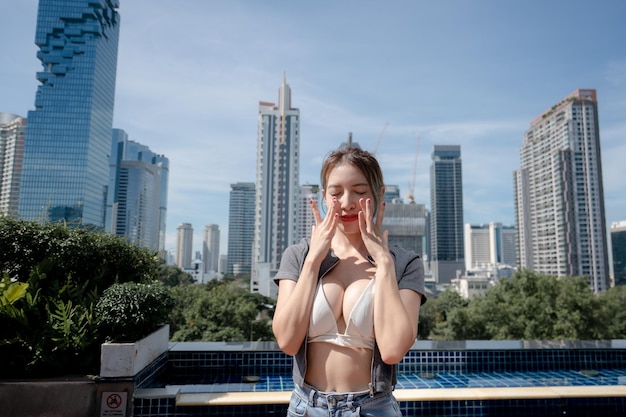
[273,144,426,416]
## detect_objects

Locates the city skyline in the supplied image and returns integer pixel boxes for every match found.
[3,1,626,256]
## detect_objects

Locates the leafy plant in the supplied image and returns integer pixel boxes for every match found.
[95,281,174,342]
[0,217,163,378]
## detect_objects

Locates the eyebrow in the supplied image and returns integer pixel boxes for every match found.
[327,183,369,189]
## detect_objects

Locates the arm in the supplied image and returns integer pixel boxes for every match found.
[272,198,339,356]
[373,258,422,364]
[358,198,423,364]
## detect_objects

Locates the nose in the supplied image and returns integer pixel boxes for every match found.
[338,192,357,211]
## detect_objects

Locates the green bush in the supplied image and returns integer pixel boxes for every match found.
[0,217,162,378]
[96,281,174,342]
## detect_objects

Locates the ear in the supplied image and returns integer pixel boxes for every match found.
[379,186,385,201]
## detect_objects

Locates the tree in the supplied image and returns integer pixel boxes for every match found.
[442,270,603,341]
[597,284,626,339]
[157,265,195,287]
[169,280,274,342]
[0,218,162,378]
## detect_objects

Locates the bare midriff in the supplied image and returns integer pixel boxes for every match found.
[305,341,373,392]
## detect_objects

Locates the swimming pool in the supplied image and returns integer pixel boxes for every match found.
[132,340,626,416]
[167,368,626,394]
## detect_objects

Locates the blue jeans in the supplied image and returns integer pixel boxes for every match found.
[287,383,402,417]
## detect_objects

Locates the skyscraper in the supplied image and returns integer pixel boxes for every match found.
[176,223,193,269]
[227,182,255,275]
[252,76,300,296]
[610,221,626,287]
[383,184,402,203]
[295,184,319,243]
[430,145,465,283]
[203,224,220,274]
[18,1,120,229]
[464,223,517,271]
[106,129,169,253]
[514,89,609,292]
[0,113,26,217]
[383,202,427,256]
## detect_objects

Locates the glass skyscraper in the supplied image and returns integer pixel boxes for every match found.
[430,145,465,283]
[611,222,626,287]
[18,0,120,229]
[106,129,169,253]
[227,182,256,275]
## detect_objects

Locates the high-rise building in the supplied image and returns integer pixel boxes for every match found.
[18,0,120,229]
[610,222,626,287]
[514,89,609,292]
[383,202,427,256]
[383,184,402,203]
[0,113,26,217]
[295,184,319,243]
[252,76,300,297]
[464,223,517,271]
[430,145,465,283]
[203,224,220,274]
[176,223,193,269]
[227,182,255,275]
[106,129,169,253]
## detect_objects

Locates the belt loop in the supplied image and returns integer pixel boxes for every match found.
[368,382,374,398]
[308,385,316,406]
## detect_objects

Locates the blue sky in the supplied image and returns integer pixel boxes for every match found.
[2,1,626,257]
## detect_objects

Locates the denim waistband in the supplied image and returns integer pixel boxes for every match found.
[294,382,392,409]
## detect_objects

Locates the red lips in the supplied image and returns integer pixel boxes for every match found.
[341,214,358,223]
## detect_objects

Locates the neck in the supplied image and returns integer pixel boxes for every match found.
[332,230,367,258]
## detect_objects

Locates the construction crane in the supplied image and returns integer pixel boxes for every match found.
[406,134,420,204]
[373,122,389,154]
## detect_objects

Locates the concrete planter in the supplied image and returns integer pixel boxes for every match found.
[100,324,169,378]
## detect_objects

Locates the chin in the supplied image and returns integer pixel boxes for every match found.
[338,222,360,235]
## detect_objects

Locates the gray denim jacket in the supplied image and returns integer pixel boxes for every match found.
[274,239,426,394]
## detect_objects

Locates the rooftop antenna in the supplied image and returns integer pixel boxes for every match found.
[347,132,353,147]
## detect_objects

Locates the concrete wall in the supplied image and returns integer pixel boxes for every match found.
[0,377,134,417]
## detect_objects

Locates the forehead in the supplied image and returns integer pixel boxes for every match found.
[326,163,369,187]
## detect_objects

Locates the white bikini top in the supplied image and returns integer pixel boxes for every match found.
[307,277,376,350]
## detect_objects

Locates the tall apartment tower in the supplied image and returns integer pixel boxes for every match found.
[611,221,626,287]
[106,129,169,253]
[252,76,300,297]
[176,223,193,269]
[430,145,465,283]
[18,0,120,229]
[464,223,517,271]
[227,182,255,275]
[0,113,26,217]
[295,184,319,243]
[203,224,220,274]
[514,89,609,292]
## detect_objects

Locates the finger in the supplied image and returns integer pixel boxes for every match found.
[363,198,373,231]
[375,200,386,229]
[310,199,322,225]
[329,197,340,220]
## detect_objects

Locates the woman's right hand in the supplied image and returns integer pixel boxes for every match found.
[308,197,339,261]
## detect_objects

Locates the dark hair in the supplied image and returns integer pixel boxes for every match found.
[320,145,385,215]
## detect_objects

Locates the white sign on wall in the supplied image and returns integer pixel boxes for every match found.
[100,391,127,417]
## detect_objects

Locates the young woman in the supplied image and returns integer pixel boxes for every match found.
[273,145,426,416]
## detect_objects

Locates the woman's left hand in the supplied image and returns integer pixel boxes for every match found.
[357,198,390,262]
